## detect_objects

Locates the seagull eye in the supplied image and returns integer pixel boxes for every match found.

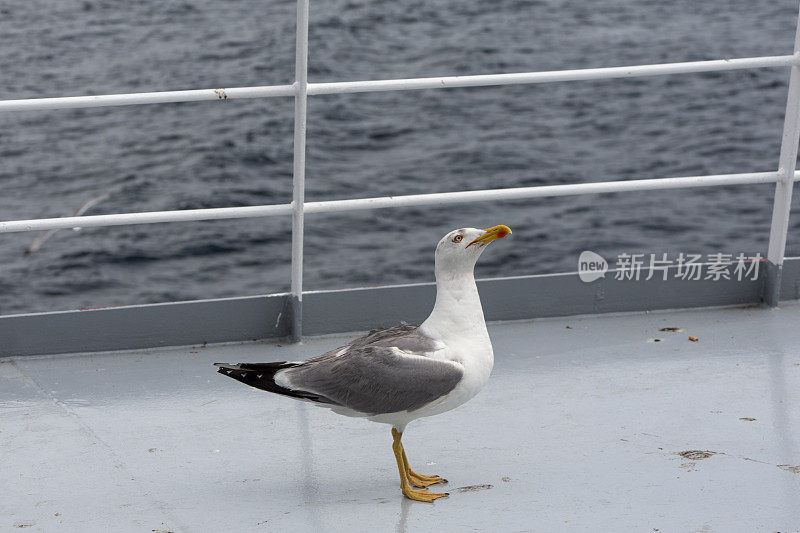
[453,235,463,243]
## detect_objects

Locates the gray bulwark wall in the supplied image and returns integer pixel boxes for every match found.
[2,258,799,357]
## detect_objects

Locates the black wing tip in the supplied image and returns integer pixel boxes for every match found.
[214,361,333,405]
[213,362,293,368]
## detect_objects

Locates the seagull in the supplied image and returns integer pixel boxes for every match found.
[215,225,512,502]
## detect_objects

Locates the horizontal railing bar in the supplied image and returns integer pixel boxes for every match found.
[0,85,295,112]
[0,171,791,234]
[0,55,796,112]
[0,204,293,233]
[304,171,784,213]
[308,55,800,95]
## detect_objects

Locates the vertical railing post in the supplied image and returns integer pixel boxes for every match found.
[290,0,310,341]
[765,4,800,306]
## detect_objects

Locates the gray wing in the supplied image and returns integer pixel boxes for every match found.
[347,323,443,353]
[280,325,462,415]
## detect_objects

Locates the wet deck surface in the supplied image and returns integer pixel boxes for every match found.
[3,303,800,532]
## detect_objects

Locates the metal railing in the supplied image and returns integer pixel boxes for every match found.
[2,1,800,341]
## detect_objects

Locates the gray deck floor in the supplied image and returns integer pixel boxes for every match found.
[2,303,800,532]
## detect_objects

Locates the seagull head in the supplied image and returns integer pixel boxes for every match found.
[434,225,512,274]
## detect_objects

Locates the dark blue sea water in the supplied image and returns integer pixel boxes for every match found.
[2,0,800,314]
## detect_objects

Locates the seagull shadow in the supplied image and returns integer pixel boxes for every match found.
[294,402,325,530]
[396,496,413,533]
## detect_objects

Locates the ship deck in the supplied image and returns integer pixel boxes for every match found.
[3,303,799,532]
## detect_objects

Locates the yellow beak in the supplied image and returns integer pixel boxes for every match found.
[466,225,512,248]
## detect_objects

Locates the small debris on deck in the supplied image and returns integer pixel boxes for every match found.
[454,484,494,493]
[678,450,717,460]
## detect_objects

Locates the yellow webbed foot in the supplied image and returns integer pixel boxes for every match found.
[407,471,448,488]
[401,485,449,502]
[391,427,449,502]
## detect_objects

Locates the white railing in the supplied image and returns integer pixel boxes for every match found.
[2,1,800,340]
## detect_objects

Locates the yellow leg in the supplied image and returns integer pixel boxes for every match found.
[391,428,448,502]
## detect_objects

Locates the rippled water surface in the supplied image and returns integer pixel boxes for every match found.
[2,0,800,314]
